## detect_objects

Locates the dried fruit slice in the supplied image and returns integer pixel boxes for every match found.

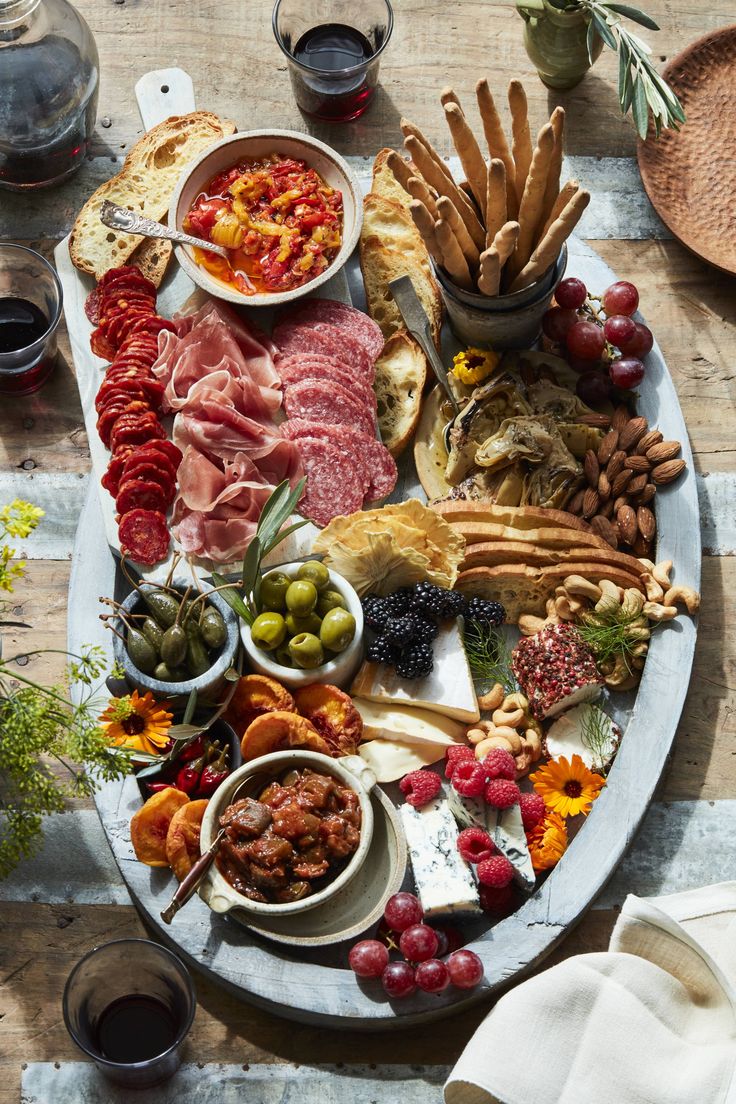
[293,684,363,755]
[165,798,209,880]
[225,674,296,736]
[240,710,330,761]
[130,787,189,867]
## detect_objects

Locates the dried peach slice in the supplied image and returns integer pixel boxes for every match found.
[165,798,209,881]
[294,684,363,756]
[240,710,331,761]
[225,674,296,736]
[130,788,189,867]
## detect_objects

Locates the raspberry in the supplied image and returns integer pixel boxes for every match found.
[519,790,546,831]
[451,759,487,798]
[477,854,514,889]
[457,826,495,864]
[479,883,515,914]
[444,744,475,779]
[399,769,442,808]
[485,778,520,809]
[481,747,516,781]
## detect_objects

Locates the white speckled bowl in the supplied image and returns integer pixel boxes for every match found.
[168,130,362,308]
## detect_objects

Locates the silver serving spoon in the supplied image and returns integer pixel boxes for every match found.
[99,199,230,260]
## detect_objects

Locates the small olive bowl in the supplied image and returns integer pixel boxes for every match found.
[198,750,376,918]
[113,581,239,704]
[240,562,364,690]
[168,130,363,308]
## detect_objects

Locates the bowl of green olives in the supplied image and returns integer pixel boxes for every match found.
[113,579,240,702]
[241,561,363,689]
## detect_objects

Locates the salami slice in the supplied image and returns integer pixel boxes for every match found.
[272,321,375,382]
[122,454,178,488]
[137,439,183,470]
[282,420,371,496]
[281,299,384,360]
[84,287,102,325]
[116,478,172,515]
[101,451,134,497]
[283,419,397,501]
[276,356,376,409]
[296,437,366,527]
[110,418,166,453]
[282,379,375,438]
[118,508,170,565]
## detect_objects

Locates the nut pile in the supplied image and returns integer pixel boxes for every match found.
[464,684,543,776]
[566,404,686,556]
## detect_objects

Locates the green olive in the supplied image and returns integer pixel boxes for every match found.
[317,589,347,617]
[285,611,323,637]
[273,641,294,668]
[285,579,318,616]
[259,570,291,611]
[251,611,287,651]
[319,607,356,653]
[288,632,324,669]
[296,561,330,592]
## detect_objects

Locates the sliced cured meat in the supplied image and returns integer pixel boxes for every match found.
[276,355,376,410]
[101,451,134,496]
[85,287,101,325]
[118,508,170,565]
[138,439,182,470]
[119,462,176,497]
[280,299,384,361]
[282,378,375,438]
[281,420,370,495]
[110,418,166,453]
[295,437,366,528]
[272,321,375,383]
[116,478,173,515]
[281,419,397,501]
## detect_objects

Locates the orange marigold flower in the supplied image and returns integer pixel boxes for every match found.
[100,690,172,757]
[530,754,605,819]
[527,810,568,873]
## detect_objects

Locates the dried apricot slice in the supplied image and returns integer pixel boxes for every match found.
[225,674,296,736]
[241,710,331,761]
[130,788,189,867]
[165,799,209,881]
[294,684,363,756]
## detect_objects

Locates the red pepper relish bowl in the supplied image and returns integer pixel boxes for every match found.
[168,130,363,308]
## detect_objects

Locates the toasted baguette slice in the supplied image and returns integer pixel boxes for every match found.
[374,330,427,457]
[431,499,592,534]
[69,112,236,280]
[372,148,412,208]
[452,521,607,551]
[456,563,645,623]
[460,542,646,575]
[127,237,173,287]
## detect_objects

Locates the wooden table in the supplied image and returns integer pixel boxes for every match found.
[2,2,735,1100]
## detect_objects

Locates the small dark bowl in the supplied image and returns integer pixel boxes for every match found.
[135,714,242,800]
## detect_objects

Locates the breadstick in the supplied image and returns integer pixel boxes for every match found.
[508,188,591,293]
[476,78,517,218]
[436,195,480,269]
[541,106,565,229]
[440,86,462,111]
[508,80,532,207]
[485,158,507,247]
[539,178,578,240]
[400,117,455,185]
[406,175,439,220]
[478,247,501,296]
[435,218,474,291]
[444,102,488,215]
[408,200,445,266]
[492,220,520,268]
[506,122,555,281]
[385,150,415,196]
[403,135,486,252]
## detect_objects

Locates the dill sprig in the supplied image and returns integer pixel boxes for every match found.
[576,606,643,670]
[462,620,518,696]
[579,704,618,774]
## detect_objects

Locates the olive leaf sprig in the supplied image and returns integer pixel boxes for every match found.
[212,477,308,627]
[578,0,686,137]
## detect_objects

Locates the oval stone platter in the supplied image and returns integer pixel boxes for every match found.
[70,235,699,1028]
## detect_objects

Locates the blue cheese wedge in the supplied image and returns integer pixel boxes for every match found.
[447,787,535,892]
[400,797,481,918]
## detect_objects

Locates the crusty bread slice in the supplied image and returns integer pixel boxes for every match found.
[374,329,427,457]
[456,563,645,623]
[69,112,236,280]
[453,521,607,551]
[372,148,411,209]
[431,499,592,534]
[127,237,173,287]
[461,542,646,576]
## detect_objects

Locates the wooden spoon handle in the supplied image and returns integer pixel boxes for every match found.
[160,828,225,924]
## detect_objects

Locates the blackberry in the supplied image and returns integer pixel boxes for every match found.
[366,635,399,665]
[362,595,389,631]
[413,615,439,644]
[442,589,467,618]
[395,642,434,679]
[383,587,413,617]
[383,614,416,647]
[410,581,449,621]
[464,596,506,627]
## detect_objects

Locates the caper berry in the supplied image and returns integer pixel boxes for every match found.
[317,589,347,617]
[141,588,180,628]
[296,561,330,592]
[126,627,158,674]
[285,579,318,616]
[259,570,291,611]
[288,632,324,669]
[319,607,356,653]
[251,611,287,651]
[141,616,164,652]
[199,605,227,648]
[161,623,187,667]
[153,661,188,683]
[285,611,323,637]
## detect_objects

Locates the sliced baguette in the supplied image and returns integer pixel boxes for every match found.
[374,330,427,457]
[460,542,646,576]
[430,499,592,534]
[127,237,173,287]
[372,148,412,209]
[454,523,608,551]
[69,112,236,280]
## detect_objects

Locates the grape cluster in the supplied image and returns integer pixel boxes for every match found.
[542,276,654,405]
[362,585,505,679]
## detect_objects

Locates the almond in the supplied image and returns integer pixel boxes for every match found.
[652,459,686,485]
[584,449,600,486]
[646,440,681,463]
[579,413,612,429]
[612,404,632,432]
[582,487,600,518]
[637,506,656,542]
[636,429,663,455]
[597,429,620,466]
[598,471,611,501]
[613,495,630,514]
[617,504,638,545]
[632,532,652,558]
[624,455,651,473]
[611,468,633,498]
[567,488,585,515]
[634,483,656,506]
[627,472,649,496]
[591,514,618,547]
[618,415,648,452]
[606,450,626,480]
[600,497,615,519]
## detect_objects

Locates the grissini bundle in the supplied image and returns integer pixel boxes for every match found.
[509,188,591,293]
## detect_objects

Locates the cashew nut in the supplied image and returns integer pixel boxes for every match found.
[599,579,623,602]
[477,683,504,712]
[605,653,638,689]
[545,598,558,617]
[621,588,645,617]
[523,728,543,755]
[664,585,700,615]
[474,737,501,760]
[492,706,525,729]
[563,575,602,602]
[641,572,665,603]
[466,727,487,745]
[630,641,649,657]
[504,692,530,712]
[519,614,545,636]
[554,595,577,620]
[638,557,656,573]
[643,601,678,622]
[488,725,523,750]
[652,559,673,588]
[595,593,621,617]
[625,625,651,642]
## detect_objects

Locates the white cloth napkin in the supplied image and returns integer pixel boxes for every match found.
[445,883,736,1104]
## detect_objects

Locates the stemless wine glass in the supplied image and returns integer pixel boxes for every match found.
[62,939,196,1089]
[0,243,62,395]
[273,0,394,122]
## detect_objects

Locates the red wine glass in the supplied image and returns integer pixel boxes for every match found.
[0,244,62,395]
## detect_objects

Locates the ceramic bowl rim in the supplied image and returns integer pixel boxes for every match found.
[434,242,567,311]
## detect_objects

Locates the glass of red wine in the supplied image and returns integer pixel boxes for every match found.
[62,939,196,1089]
[272,0,394,122]
[0,244,62,395]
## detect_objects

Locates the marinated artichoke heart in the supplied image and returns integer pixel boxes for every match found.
[474,415,583,510]
[448,466,526,504]
[445,371,531,485]
[525,379,603,458]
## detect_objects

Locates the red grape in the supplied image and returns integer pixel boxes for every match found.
[447,949,484,990]
[619,322,653,357]
[603,314,636,348]
[433,926,464,957]
[566,321,605,361]
[602,280,639,317]
[542,306,578,343]
[384,892,423,932]
[609,356,645,389]
[567,353,602,375]
[576,371,613,406]
[555,276,587,309]
[381,961,416,999]
[348,940,389,979]
[399,923,440,963]
[415,959,451,994]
